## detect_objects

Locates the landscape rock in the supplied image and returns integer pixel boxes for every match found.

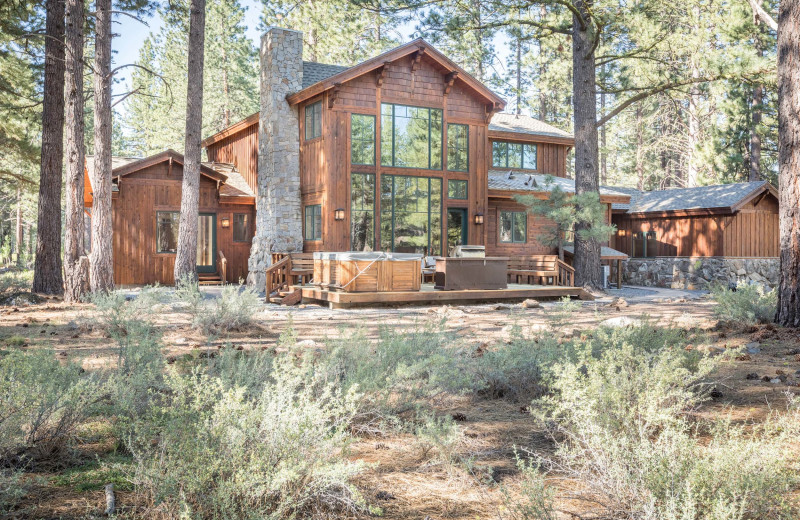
[599,316,642,328]
[622,257,778,289]
[745,342,761,354]
[521,299,540,309]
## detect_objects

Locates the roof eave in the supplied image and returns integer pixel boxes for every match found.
[488,129,575,146]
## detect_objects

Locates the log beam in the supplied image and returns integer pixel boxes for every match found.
[444,71,459,96]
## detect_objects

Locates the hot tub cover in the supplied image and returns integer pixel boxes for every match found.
[313,252,423,262]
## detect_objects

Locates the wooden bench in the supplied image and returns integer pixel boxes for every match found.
[507,255,575,287]
[288,253,314,285]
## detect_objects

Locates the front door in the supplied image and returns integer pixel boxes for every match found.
[196,213,216,273]
[447,208,468,256]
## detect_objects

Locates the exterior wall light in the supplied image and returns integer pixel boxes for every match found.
[474,213,484,225]
[334,208,345,221]
[220,217,230,228]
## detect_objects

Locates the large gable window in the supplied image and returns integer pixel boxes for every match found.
[492,141,537,169]
[381,103,443,170]
[499,211,527,243]
[380,175,442,255]
[351,114,375,165]
[447,123,468,172]
[305,101,322,140]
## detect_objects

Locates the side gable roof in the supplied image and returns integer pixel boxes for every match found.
[489,113,574,145]
[612,180,777,215]
[302,61,349,89]
[110,149,227,182]
[286,38,506,108]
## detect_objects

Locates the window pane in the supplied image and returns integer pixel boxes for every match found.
[448,179,468,200]
[508,143,523,168]
[430,178,442,256]
[233,214,248,242]
[447,124,468,172]
[380,175,393,250]
[499,211,513,242]
[379,175,442,255]
[430,110,443,170]
[512,212,527,242]
[523,144,537,170]
[156,211,179,253]
[394,106,432,169]
[351,114,375,165]
[350,173,375,251]
[380,105,393,166]
[492,141,506,167]
[305,205,321,240]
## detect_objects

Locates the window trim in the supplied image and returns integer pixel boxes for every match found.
[232,213,249,243]
[499,210,528,244]
[492,141,538,170]
[380,103,443,171]
[350,113,376,166]
[304,100,322,141]
[447,179,468,200]
[447,123,469,172]
[155,210,180,254]
[304,204,322,241]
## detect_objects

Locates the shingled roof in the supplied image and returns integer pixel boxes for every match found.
[611,181,773,214]
[203,162,255,198]
[487,170,629,198]
[302,61,349,89]
[489,113,573,141]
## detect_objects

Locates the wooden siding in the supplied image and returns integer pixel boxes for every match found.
[205,120,259,194]
[485,200,556,257]
[611,193,779,258]
[109,161,255,286]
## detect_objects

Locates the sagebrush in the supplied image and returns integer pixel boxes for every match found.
[711,281,776,325]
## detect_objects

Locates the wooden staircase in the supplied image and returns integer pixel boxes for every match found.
[265,253,313,305]
[198,251,228,286]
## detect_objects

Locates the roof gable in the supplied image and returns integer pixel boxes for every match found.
[286,38,506,109]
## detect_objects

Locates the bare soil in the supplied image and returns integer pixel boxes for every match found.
[2,294,799,519]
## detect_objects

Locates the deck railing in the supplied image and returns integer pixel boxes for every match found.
[556,258,575,287]
[265,255,291,296]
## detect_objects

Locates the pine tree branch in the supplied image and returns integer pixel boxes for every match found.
[746,0,777,31]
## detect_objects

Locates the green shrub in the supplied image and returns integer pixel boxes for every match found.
[91,286,167,338]
[0,349,101,465]
[205,345,275,397]
[0,269,32,294]
[711,281,776,325]
[0,469,27,514]
[175,280,261,335]
[515,327,799,519]
[125,357,372,519]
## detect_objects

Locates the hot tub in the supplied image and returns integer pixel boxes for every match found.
[313,252,423,292]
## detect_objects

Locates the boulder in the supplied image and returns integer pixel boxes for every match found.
[521,299,541,309]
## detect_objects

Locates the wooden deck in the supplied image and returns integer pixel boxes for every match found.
[299,283,593,309]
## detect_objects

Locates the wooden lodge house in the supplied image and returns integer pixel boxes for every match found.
[86,27,778,294]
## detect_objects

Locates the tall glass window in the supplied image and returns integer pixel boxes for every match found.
[447,123,468,172]
[380,175,442,255]
[492,141,538,169]
[350,173,375,251]
[304,101,322,140]
[381,103,443,170]
[350,114,375,165]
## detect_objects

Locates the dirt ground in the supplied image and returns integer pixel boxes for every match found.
[2,292,800,519]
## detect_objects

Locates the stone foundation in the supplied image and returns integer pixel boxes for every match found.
[622,257,779,290]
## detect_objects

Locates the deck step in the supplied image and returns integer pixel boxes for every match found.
[268,288,302,306]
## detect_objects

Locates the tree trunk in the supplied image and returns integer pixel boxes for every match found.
[220,13,231,128]
[515,31,522,115]
[15,185,23,265]
[571,0,602,289]
[64,0,88,302]
[32,0,65,295]
[636,103,644,190]
[90,0,114,293]
[174,0,206,284]
[776,0,800,327]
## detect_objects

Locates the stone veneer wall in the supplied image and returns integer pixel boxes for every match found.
[622,257,779,290]
[247,27,304,289]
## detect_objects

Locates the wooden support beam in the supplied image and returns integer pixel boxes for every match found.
[411,48,425,72]
[376,63,388,88]
[444,71,459,96]
[328,83,341,109]
[485,102,501,123]
[751,190,768,208]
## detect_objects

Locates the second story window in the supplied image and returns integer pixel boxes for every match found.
[381,103,443,170]
[304,204,322,241]
[305,101,322,140]
[499,211,527,243]
[492,141,538,170]
[447,123,468,172]
[448,179,468,200]
[351,114,375,165]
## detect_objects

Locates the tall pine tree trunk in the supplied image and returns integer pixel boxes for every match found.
[15,185,23,265]
[220,13,231,128]
[64,0,88,302]
[174,0,206,283]
[749,24,764,181]
[571,0,602,289]
[776,0,800,327]
[32,0,65,295]
[90,0,114,293]
[636,103,644,190]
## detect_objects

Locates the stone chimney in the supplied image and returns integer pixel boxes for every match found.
[247,27,304,289]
